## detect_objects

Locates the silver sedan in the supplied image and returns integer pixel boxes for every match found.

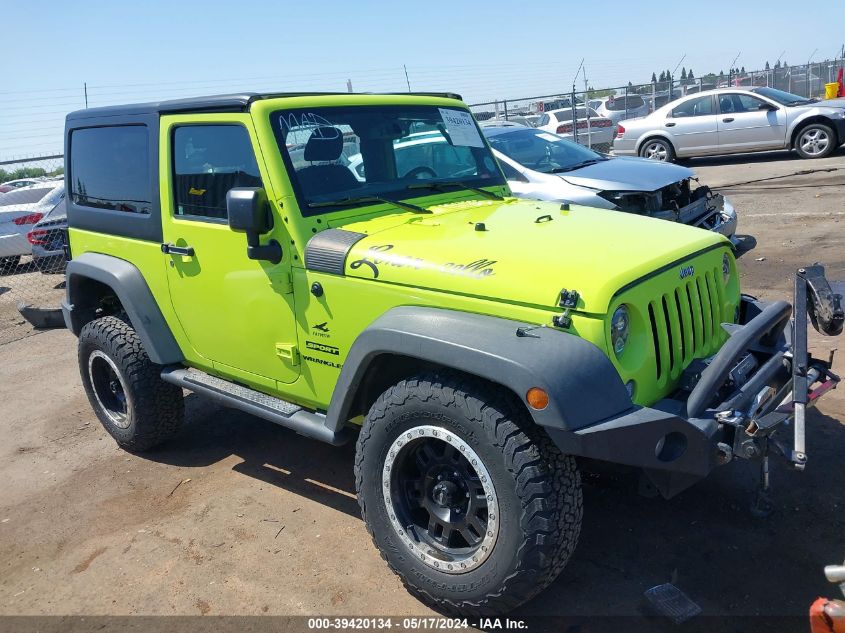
[612,87,845,162]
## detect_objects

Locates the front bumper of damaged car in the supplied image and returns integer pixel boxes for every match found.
[603,186,737,239]
[548,265,842,498]
[658,193,737,240]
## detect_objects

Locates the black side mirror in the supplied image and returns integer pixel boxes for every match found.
[226,187,282,264]
[758,102,778,111]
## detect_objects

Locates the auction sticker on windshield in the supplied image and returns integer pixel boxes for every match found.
[438,108,484,147]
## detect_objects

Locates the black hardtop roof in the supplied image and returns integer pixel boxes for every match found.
[66,91,464,121]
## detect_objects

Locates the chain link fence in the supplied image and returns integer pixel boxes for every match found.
[0,155,67,345]
[468,59,845,150]
[1,58,843,344]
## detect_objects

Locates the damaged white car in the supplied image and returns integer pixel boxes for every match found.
[483,124,737,240]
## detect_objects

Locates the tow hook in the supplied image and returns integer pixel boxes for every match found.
[715,407,773,516]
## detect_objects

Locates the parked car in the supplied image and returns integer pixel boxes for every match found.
[587,94,649,124]
[613,87,845,161]
[478,116,532,128]
[535,96,581,112]
[536,107,615,152]
[523,113,543,127]
[641,90,683,113]
[29,195,68,274]
[0,177,46,194]
[483,125,737,239]
[478,119,527,129]
[0,181,64,273]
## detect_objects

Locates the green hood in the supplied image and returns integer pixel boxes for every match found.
[338,198,728,314]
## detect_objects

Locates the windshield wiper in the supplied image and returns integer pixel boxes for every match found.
[406,180,504,200]
[549,159,604,173]
[307,195,431,214]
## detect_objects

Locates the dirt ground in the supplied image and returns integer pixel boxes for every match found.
[0,148,844,625]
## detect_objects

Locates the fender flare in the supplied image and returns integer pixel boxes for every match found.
[63,252,183,365]
[324,306,633,433]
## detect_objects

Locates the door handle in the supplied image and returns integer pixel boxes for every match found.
[722,117,735,123]
[161,243,195,257]
[665,122,676,127]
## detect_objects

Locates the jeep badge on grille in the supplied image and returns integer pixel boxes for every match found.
[680,265,695,279]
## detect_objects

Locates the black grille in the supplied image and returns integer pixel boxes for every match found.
[646,266,726,384]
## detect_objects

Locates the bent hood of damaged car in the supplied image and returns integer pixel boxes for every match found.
[336,198,729,314]
[558,156,693,192]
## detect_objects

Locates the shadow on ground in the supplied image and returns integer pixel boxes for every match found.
[686,145,845,168]
[142,396,844,623]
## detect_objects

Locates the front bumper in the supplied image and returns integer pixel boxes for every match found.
[652,193,737,238]
[548,265,842,498]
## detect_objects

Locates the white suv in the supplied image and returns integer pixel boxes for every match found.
[588,95,649,124]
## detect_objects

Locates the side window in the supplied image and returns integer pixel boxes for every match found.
[172,125,262,219]
[671,96,714,118]
[70,125,151,213]
[732,94,767,113]
[716,94,764,114]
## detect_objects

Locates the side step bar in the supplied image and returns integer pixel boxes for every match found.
[161,367,351,446]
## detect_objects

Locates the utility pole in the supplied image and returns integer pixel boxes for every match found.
[583,66,591,149]
[807,49,819,97]
[671,54,686,95]
[728,51,741,86]
[403,65,411,92]
[84,82,88,108]
[571,58,584,143]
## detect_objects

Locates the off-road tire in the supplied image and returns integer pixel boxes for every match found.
[794,122,837,159]
[639,136,676,162]
[355,370,582,615]
[79,315,184,451]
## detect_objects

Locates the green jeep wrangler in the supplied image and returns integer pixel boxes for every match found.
[62,92,843,614]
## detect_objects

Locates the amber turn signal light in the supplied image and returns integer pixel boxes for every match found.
[526,387,549,410]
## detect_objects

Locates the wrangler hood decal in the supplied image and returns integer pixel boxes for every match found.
[339,199,727,314]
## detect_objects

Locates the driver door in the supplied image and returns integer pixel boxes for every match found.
[160,115,300,389]
[716,93,786,152]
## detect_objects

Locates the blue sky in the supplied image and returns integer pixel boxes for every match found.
[1,0,842,159]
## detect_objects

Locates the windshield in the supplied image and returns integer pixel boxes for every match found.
[485,128,605,173]
[271,105,505,215]
[751,87,812,105]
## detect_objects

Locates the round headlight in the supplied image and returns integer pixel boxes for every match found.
[610,305,630,357]
[722,253,731,283]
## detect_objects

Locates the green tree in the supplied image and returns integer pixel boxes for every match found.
[688,68,695,80]
[681,67,687,81]
[765,61,771,70]
[651,72,657,83]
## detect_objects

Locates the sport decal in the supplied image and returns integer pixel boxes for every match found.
[306,341,340,356]
[350,244,496,280]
